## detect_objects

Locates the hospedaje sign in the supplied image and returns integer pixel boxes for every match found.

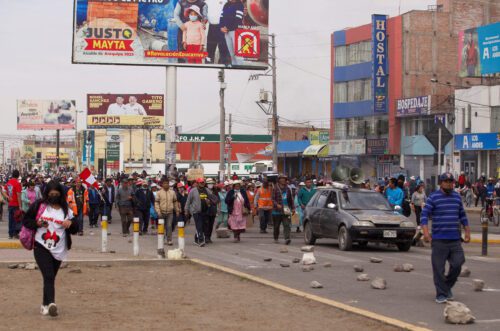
[454,133,500,150]
[396,96,431,117]
[372,14,388,114]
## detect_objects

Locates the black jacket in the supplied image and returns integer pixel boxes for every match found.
[101,185,115,206]
[225,189,250,215]
[22,200,79,250]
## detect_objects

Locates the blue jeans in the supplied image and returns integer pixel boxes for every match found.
[431,240,465,299]
[88,204,100,226]
[8,206,20,237]
[103,204,112,221]
[75,212,84,233]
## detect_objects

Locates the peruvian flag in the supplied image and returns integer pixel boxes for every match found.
[79,168,99,189]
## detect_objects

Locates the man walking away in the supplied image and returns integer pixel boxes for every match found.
[272,175,295,245]
[102,178,115,224]
[116,179,135,237]
[254,179,273,234]
[155,180,180,246]
[421,173,470,304]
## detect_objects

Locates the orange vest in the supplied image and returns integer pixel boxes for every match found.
[67,188,78,215]
[257,187,273,209]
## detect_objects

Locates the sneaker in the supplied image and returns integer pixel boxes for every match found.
[447,290,454,301]
[40,305,49,316]
[167,241,173,246]
[285,239,291,245]
[48,303,58,316]
[199,241,206,247]
[435,296,448,304]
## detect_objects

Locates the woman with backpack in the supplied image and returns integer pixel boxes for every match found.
[22,180,78,317]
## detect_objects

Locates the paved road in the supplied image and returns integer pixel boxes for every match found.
[1,209,499,330]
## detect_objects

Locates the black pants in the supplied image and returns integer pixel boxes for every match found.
[259,209,272,231]
[34,242,62,306]
[193,213,206,244]
[135,209,150,233]
[206,23,230,64]
[204,215,216,241]
[88,204,100,226]
[431,239,465,299]
[273,214,291,241]
[414,206,422,226]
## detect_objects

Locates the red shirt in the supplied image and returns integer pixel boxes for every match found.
[6,179,21,207]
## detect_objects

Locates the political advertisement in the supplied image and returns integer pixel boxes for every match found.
[458,27,482,77]
[372,14,388,114]
[477,22,500,75]
[87,94,164,128]
[17,100,76,130]
[73,0,269,70]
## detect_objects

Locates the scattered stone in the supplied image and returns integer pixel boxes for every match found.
[444,301,475,324]
[263,258,272,262]
[371,277,387,290]
[24,263,37,270]
[292,258,301,263]
[280,263,290,268]
[323,262,332,268]
[353,265,364,273]
[128,239,133,244]
[301,245,315,252]
[472,279,485,292]
[310,281,323,289]
[70,290,78,295]
[109,250,116,254]
[167,249,184,260]
[7,264,18,269]
[280,247,288,253]
[357,274,370,281]
[301,252,316,265]
[17,264,26,269]
[393,265,404,272]
[97,264,111,268]
[216,228,231,239]
[370,257,383,263]
[69,268,82,274]
[60,263,69,269]
[403,263,414,272]
[302,265,314,272]
[459,266,471,277]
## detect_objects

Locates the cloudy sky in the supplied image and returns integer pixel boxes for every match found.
[0,0,430,138]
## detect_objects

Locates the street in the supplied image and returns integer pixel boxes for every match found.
[1,209,499,331]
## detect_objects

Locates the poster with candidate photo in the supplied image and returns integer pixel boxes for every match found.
[73,0,269,70]
[17,100,76,130]
[87,94,164,128]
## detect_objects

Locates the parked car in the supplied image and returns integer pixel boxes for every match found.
[303,185,416,251]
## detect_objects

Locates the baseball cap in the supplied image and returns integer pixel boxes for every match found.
[196,178,205,183]
[439,173,455,181]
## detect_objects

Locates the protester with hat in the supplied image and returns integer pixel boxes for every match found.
[216,182,229,229]
[272,175,295,245]
[421,173,470,304]
[225,180,250,242]
[116,179,135,236]
[134,179,155,235]
[203,178,219,243]
[297,179,316,233]
[67,180,86,236]
[86,184,102,228]
[185,177,211,246]
[101,178,115,224]
[254,178,273,234]
[155,180,180,245]
[175,182,188,228]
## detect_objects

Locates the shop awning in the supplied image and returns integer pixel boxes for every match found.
[303,144,329,157]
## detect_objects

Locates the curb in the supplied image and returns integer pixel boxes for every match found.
[0,241,22,249]
[190,258,431,331]
[470,239,500,245]
[0,258,186,268]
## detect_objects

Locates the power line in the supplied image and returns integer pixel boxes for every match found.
[277,57,330,81]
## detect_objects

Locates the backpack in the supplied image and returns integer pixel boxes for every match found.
[19,203,47,250]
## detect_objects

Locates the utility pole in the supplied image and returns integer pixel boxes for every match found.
[218,69,226,182]
[129,128,132,166]
[270,33,279,172]
[56,129,60,169]
[227,113,232,179]
[142,128,147,170]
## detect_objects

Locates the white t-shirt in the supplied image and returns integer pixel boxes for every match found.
[35,206,74,261]
[107,103,126,115]
[125,103,147,115]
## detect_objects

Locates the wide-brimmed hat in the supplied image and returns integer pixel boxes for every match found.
[184,5,202,18]
[206,178,215,184]
[232,180,242,186]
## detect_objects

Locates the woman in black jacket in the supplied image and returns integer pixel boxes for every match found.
[23,180,78,317]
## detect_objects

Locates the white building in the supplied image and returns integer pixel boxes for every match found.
[453,85,500,180]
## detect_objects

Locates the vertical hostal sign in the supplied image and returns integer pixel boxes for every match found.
[372,14,388,114]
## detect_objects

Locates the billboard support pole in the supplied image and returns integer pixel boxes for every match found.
[143,129,147,171]
[165,67,177,177]
[218,69,226,182]
[56,129,60,170]
[270,33,279,172]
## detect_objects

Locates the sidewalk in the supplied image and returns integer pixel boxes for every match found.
[465,206,482,214]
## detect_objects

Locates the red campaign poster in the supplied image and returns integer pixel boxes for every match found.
[235,29,261,59]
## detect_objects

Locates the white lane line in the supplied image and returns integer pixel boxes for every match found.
[475,319,500,323]
[483,288,500,292]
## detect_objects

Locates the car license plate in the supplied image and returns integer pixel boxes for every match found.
[383,230,397,238]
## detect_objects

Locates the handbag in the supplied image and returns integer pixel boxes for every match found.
[283,206,292,216]
[19,203,47,251]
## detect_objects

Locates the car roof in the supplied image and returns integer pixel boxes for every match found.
[316,186,374,193]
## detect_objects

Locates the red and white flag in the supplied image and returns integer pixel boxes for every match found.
[79,168,99,189]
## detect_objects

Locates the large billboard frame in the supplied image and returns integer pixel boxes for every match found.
[17,99,77,130]
[72,0,269,71]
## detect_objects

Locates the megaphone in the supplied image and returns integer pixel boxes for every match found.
[331,165,350,182]
[349,168,365,185]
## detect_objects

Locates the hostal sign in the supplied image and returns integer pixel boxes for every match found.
[372,14,388,114]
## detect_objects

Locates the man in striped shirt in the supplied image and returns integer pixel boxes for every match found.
[421,172,471,304]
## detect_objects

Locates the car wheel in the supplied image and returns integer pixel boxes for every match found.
[358,241,368,249]
[397,241,412,252]
[338,226,352,251]
[303,221,316,245]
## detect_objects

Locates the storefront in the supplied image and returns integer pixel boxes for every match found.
[454,133,500,180]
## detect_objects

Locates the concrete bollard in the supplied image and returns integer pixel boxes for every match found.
[177,221,185,252]
[157,219,165,259]
[133,217,140,256]
[101,216,108,253]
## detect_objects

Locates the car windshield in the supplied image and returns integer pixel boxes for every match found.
[340,191,392,211]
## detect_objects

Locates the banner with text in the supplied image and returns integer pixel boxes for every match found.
[372,14,388,114]
[17,100,76,130]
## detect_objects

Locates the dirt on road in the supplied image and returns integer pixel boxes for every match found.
[0,262,401,331]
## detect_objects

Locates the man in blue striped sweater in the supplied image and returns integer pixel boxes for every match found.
[421,172,471,304]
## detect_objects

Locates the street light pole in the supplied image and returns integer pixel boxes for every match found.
[218,69,226,182]
[270,33,278,172]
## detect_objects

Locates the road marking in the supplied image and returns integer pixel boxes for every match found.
[483,288,500,292]
[191,258,432,331]
[468,256,500,263]
[475,319,500,323]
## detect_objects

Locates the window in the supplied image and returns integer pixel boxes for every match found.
[316,192,329,208]
[335,41,371,67]
[491,106,500,133]
[404,116,434,136]
[232,165,240,171]
[335,79,371,103]
[327,192,338,205]
[334,82,347,103]
[335,46,346,67]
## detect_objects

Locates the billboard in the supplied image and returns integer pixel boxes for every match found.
[72,0,269,70]
[458,27,481,77]
[17,100,76,130]
[396,95,431,117]
[477,22,500,75]
[82,130,95,165]
[87,94,164,128]
[372,14,388,114]
[454,133,500,151]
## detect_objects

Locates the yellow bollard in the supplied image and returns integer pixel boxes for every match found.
[133,217,140,256]
[157,219,165,259]
[101,216,108,253]
[177,221,185,252]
